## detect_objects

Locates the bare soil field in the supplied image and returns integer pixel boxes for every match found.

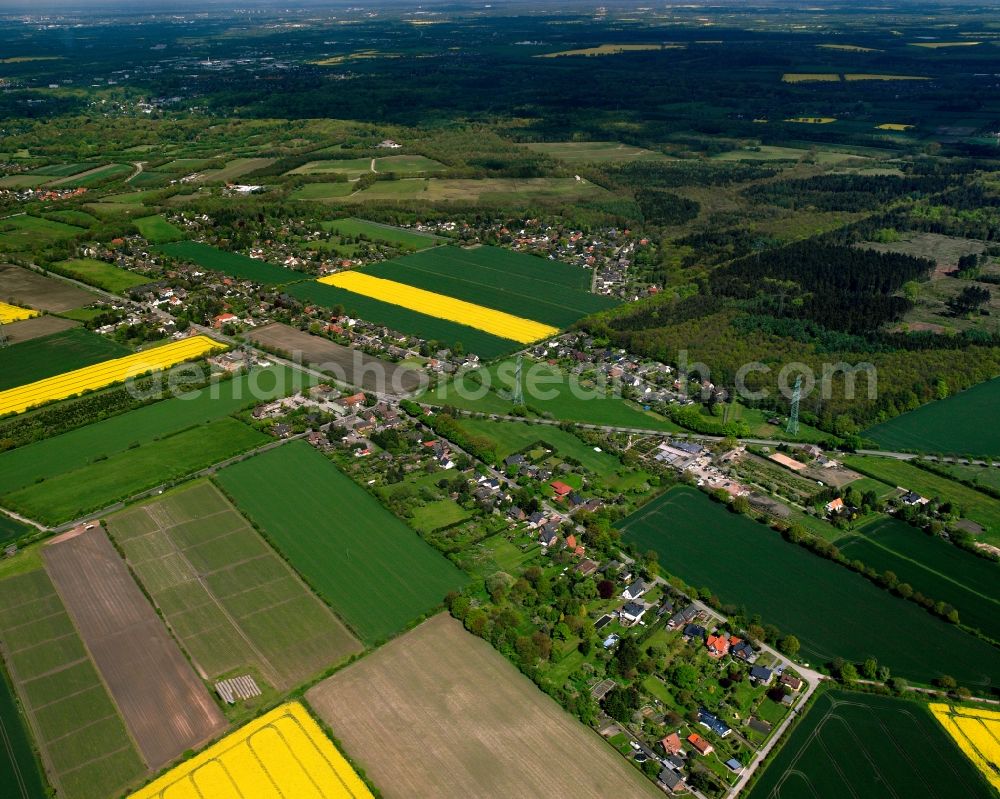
[249,322,424,393]
[307,613,661,799]
[0,265,95,312]
[0,314,77,344]
[106,481,362,689]
[43,525,226,769]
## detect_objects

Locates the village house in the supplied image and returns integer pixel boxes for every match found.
[780,673,803,691]
[705,633,730,659]
[621,578,649,601]
[658,768,685,793]
[620,602,646,626]
[750,665,774,685]
[661,732,683,756]
[687,733,714,756]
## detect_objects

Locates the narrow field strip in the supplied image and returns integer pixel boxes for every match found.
[319,271,559,343]
[0,335,224,416]
[0,302,37,323]
[126,702,373,799]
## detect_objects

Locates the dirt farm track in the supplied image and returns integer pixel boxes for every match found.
[307,613,661,799]
[43,526,225,768]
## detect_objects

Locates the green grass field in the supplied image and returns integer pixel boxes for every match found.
[374,154,447,174]
[422,359,682,430]
[747,690,994,799]
[456,417,623,476]
[410,500,474,533]
[322,217,442,250]
[863,378,1000,457]
[837,517,1000,641]
[288,280,517,359]
[618,486,1000,687]
[0,662,47,799]
[2,418,266,525]
[289,157,375,178]
[843,456,1000,544]
[290,182,356,201]
[0,215,83,251]
[0,568,144,799]
[134,215,184,243]
[157,241,304,285]
[216,441,467,645]
[106,480,362,688]
[50,258,147,293]
[0,366,306,493]
[933,463,1000,492]
[0,328,129,392]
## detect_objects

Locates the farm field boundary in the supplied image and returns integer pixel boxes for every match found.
[0,365,306,493]
[126,702,373,799]
[157,241,306,285]
[288,280,517,359]
[839,517,1000,641]
[0,264,95,312]
[0,567,145,799]
[863,377,1000,458]
[307,613,662,799]
[106,481,363,688]
[618,486,1000,687]
[747,690,994,799]
[44,526,226,769]
[0,328,128,392]
[216,440,466,645]
[319,271,560,344]
[248,322,422,393]
[3,417,267,525]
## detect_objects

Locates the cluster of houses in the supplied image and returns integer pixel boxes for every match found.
[0,185,88,202]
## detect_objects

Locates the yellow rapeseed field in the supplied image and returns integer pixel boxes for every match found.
[128,702,373,799]
[785,117,837,124]
[782,73,841,83]
[0,301,38,323]
[319,271,560,343]
[0,334,223,417]
[877,123,916,131]
[929,703,1000,791]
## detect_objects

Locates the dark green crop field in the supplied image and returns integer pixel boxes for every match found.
[216,440,467,645]
[838,517,1000,642]
[3,418,266,525]
[618,486,1000,687]
[746,690,994,799]
[323,217,442,250]
[288,279,517,359]
[0,366,305,493]
[157,241,304,285]
[0,328,129,391]
[364,246,614,329]
[0,662,47,799]
[864,377,1000,457]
